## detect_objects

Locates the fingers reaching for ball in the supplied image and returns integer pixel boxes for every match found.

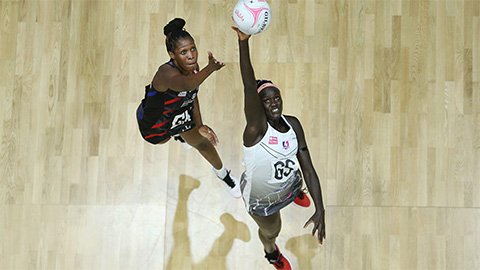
[232,26,251,41]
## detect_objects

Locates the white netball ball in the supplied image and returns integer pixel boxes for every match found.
[233,0,271,35]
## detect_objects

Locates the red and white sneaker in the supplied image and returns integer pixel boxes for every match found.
[265,244,293,270]
[293,190,310,208]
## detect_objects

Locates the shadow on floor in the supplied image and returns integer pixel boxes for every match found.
[286,233,321,270]
[166,174,251,270]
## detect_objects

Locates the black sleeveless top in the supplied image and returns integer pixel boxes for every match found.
[138,59,199,129]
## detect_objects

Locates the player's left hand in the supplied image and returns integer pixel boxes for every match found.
[304,208,326,245]
[207,51,226,71]
[198,125,219,146]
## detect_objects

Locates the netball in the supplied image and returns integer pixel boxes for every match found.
[233,0,271,35]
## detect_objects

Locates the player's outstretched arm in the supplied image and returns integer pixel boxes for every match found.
[233,26,267,145]
[154,51,225,92]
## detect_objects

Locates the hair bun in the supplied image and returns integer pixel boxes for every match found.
[164,18,186,36]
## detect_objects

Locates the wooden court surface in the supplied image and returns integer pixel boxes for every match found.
[0,0,479,269]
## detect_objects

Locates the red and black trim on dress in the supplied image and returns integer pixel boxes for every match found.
[136,60,199,144]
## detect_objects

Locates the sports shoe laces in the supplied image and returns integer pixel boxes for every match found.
[223,171,235,188]
[273,254,285,268]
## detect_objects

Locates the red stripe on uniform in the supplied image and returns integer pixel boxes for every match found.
[163,109,175,114]
[151,119,169,129]
[165,96,182,105]
[145,131,167,139]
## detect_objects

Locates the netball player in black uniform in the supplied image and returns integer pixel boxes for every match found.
[136,18,240,198]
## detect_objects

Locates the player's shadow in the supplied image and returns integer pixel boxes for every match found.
[166,174,251,270]
[285,234,321,270]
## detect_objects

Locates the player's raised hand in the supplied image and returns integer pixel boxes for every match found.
[232,26,251,41]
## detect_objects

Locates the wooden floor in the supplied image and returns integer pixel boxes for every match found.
[0,0,479,269]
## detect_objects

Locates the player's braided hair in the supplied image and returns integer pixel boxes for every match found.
[163,18,194,53]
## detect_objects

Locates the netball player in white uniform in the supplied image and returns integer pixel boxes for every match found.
[232,27,326,270]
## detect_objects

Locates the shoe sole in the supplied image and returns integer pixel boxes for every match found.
[227,183,242,199]
[292,202,310,208]
[273,244,294,270]
[282,254,294,270]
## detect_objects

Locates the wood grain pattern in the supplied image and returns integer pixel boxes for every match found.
[0,0,479,269]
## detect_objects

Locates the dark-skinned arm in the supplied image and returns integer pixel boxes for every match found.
[234,27,267,145]
[191,95,219,146]
[286,115,326,244]
[153,52,225,92]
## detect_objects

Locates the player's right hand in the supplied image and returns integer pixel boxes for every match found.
[231,26,251,41]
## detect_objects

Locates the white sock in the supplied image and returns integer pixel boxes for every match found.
[213,165,227,179]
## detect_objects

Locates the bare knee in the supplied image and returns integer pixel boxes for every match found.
[259,227,280,241]
[190,137,210,152]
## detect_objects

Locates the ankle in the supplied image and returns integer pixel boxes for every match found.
[213,165,227,179]
[265,247,279,262]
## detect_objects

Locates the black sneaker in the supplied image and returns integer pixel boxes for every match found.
[212,168,241,198]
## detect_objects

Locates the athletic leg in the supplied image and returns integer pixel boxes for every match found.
[180,126,241,198]
[250,212,293,269]
[249,211,282,253]
[180,126,222,169]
